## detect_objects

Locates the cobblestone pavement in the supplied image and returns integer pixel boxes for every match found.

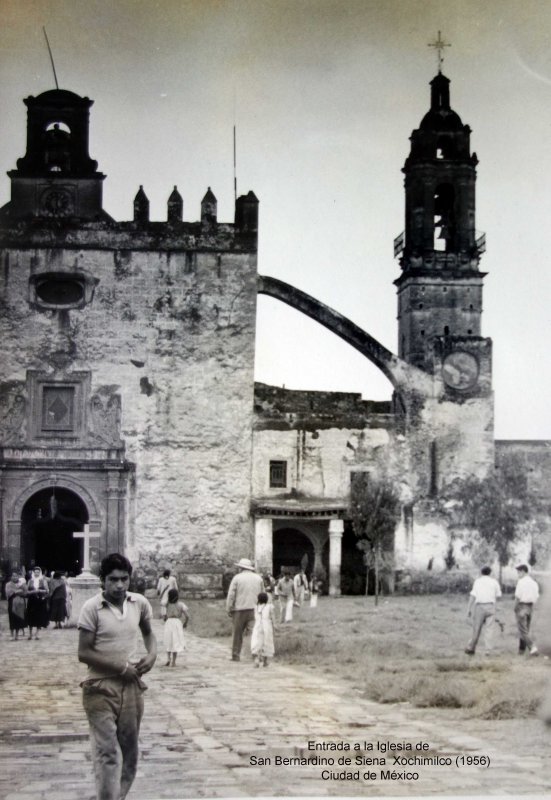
[1,610,551,800]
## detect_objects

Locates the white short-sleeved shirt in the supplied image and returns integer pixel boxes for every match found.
[515,574,540,604]
[470,575,502,604]
[78,591,153,679]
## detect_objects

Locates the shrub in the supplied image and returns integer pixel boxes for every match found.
[397,569,472,594]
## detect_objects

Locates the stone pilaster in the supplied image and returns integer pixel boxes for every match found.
[328,519,344,597]
[254,517,273,574]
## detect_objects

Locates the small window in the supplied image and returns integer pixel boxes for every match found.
[269,460,287,488]
[36,276,84,306]
[29,271,97,310]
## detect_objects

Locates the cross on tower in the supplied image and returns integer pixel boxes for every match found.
[428,31,451,73]
[73,523,101,573]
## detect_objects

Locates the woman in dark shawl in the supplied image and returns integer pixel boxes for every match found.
[5,571,27,639]
[49,571,68,628]
[26,566,50,639]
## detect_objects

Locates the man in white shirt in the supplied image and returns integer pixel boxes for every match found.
[156,569,178,615]
[465,565,502,656]
[293,569,308,606]
[514,563,539,656]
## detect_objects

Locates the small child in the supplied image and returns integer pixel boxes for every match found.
[251,591,275,667]
[162,588,189,667]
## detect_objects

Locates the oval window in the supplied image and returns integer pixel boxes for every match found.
[36,277,84,306]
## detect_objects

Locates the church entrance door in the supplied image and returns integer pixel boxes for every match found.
[21,487,88,575]
[273,528,315,578]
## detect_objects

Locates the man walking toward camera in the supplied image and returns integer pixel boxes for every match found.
[78,553,157,800]
[465,565,502,656]
[226,557,264,661]
[514,563,539,656]
[293,568,308,607]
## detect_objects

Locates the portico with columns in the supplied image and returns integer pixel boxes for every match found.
[252,504,345,596]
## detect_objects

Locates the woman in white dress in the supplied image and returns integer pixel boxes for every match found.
[251,592,275,667]
[162,588,189,667]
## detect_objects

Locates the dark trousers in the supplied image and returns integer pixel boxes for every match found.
[231,609,255,659]
[515,602,534,651]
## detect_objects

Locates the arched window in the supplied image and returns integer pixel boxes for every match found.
[43,122,72,172]
[435,136,453,159]
[434,184,455,252]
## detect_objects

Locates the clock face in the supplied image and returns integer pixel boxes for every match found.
[442,351,479,390]
[41,189,73,217]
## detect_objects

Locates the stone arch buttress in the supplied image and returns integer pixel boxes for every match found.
[257,274,432,403]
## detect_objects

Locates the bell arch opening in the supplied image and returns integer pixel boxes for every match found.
[21,487,88,575]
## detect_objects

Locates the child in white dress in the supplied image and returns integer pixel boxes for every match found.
[251,591,275,667]
[162,589,189,667]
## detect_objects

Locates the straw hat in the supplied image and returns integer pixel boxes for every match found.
[234,558,255,571]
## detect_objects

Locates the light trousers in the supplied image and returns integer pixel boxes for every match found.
[82,677,145,800]
[467,602,496,653]
[279,595,294,623]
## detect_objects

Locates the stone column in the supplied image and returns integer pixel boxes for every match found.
[106,472,124,554]
[67,572,101,627]
[254,517,273,574]
[328,519,344,597]
[312,540,324,577]
[7,520,21,568]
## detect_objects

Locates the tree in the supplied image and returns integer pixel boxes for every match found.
[349,473,401,605]
[442,463,532,580]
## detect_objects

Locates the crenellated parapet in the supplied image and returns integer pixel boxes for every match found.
[0,217,258,252]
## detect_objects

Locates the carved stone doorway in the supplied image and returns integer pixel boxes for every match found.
[21,487,88,575]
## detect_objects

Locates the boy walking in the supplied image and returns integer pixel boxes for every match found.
[78,553,157,800]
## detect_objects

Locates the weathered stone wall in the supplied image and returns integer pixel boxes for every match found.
[252,374,496,572]
[252,425,398,501]
[495,440,551,499]
[0,223,258,579]
[252,385,401,503]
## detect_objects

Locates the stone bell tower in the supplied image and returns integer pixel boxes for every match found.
[395,71,487,375]
[7,89,108,221]
[394,67,494,492]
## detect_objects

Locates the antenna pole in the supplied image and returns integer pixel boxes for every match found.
[233,125,237,203]
[43,27,60,89]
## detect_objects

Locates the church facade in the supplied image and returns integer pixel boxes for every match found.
[0,75,548,595]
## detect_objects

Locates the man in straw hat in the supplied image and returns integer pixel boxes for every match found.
[226,557,264,661]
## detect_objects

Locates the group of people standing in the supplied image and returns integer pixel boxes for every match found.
[5,566,72,640]
[263,567,322,623]
[74,555,321,800]
[28,549,542,800]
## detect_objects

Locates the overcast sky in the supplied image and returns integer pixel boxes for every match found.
[1,0,550,440]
